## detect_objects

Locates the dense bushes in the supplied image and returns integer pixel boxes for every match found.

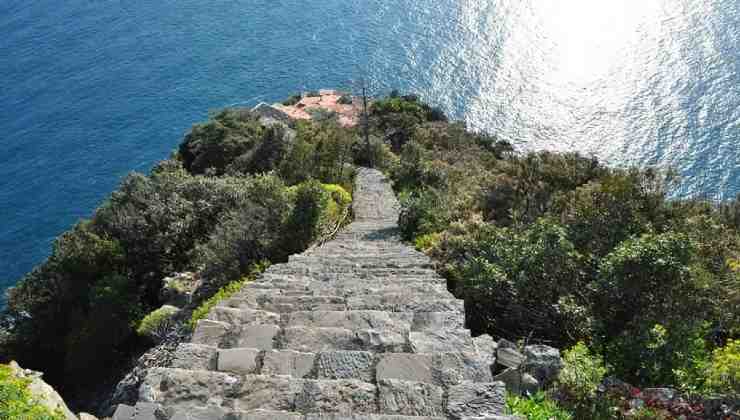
[0,108,357,407]
[0,364,64,420]
[386,95,740,397]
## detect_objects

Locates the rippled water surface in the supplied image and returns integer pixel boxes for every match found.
[1,0,739,292]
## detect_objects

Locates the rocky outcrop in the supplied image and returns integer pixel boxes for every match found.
[7,361,98,420]
[114,168,517,419]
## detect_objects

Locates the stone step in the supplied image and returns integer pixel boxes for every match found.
[265,265,438,276]
[289,254,429,264]
[347,294,463,313]
[247,279,449,298]
[280,326,407,353]
[283,310,413,331]
[221,293,348,313]
[258,272,447,286]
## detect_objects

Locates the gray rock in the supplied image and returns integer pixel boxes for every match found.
[112,405,135,420]
[281,326,358,352]
[409,331,475,353]
[522,345,562,386]
[472,334,497,367]
[234,375,303,412]
[170,405,227,420]
[377,379,445,416]
[261,350,316,378]
[433,352,494,386]
[192,320,231,347]
[496,347,524,369]
[316,351,375,381]
[78,413,99,420]
[140,368,240,408]
[236,325,279,350]
[171,343,218,370]
[376,354,434,383]
[7,361,77,420]
[496,339,518,350]
[295,379,377,414]
[447,381,507,420]
[218,348,260,374]
[492,368,539,395]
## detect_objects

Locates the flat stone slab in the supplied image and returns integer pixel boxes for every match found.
[192,320,231,347]
[315,351,376,381]
[171,343,218,371]
[295,379,378,414]
[235,375,304,412]
[377,379,445,417]
[218,347,260,374]
[447,382,507,420]
[262,350,316,378]
[140,368,240,408]
[377,354,434,383]
[236,325,280,349]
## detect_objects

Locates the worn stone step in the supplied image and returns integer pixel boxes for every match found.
[305,415,446,420]
[208,307,281,326]
[266,265,438,276]
[289,254,430,265]
[192,319,280,349]
[280,326,407,353]
[283,310,413,331]
[247,280,448,298]
[221,292,348,313]
[258,272,447,286]
[233,375,378,414]
[376,352,493,386]
[347,294,463,313]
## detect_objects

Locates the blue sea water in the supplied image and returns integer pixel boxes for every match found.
[1,0,739,294]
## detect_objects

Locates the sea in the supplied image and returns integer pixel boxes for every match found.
[1,0,739,295]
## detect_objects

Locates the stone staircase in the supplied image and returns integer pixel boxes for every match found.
[118,168,513,420]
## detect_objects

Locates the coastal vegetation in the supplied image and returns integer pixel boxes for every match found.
[0,91,738,416]
[0,108,358,406]
[370,94,740,415]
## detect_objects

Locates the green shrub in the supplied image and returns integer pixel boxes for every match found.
[558,343,608,402]
[414,232,442,252]
[595,232,713,385]
[282,181,352,253]
[179,109,263,175]
[506,392,573,420]
[136,305,180,341]
[0,364,65,420]
[704,339,740,395]
[337,95,353,105]
[398,189,452,241]
[455,219,589,342]
[557,343,611,417]
[227,124,291,175]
